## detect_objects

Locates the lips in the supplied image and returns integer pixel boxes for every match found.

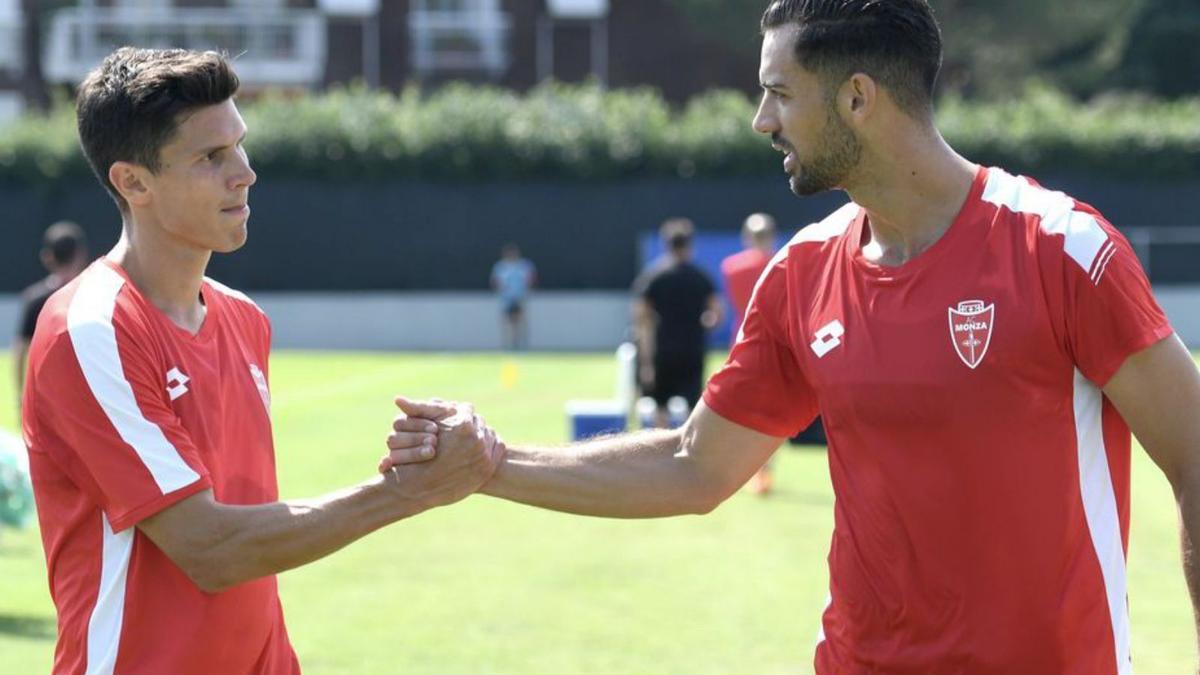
[771,137,796,173]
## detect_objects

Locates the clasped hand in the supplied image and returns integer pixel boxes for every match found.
[376,396,504,508]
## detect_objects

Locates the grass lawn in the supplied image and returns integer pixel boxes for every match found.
[0,351,1195,673]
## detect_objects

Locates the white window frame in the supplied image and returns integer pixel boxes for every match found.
[409,0,511,77]
[0,0,21,74]
[44,4,327,88]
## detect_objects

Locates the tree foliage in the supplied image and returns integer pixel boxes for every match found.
[1,82,1196,185]
[664,0,1196,100]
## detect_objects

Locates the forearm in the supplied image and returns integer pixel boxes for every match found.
[164,473,425,592]
[1177,480,1200,648]
[480,428,726,518]
[14,341,28,409]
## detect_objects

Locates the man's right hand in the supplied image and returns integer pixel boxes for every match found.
[379,397,505,511]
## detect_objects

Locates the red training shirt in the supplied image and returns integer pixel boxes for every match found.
[704,166,1170,674]
[23,259,300,674]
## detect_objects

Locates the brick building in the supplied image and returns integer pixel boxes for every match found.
[0,0,758,120]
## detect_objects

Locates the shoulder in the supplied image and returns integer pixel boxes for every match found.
[63,263,142,337]
[720,249,751,273]
[28,264,148,374]
[745,204,856,303]
[204,277,268,319]
[635,259,668,285]
[980,167,1119,281]
[20,277,54,305]
[771,201,860,269]
[792,201,860,250]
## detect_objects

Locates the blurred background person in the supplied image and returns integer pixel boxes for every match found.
[722,212,777,331]
[721,212,778,495]
[633,218,722,428]
[13,221,88,412]
[491,243,536,351]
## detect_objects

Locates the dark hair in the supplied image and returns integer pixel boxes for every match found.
[760,0,942,116]
[43,221,87,265]
[76,47,240,211]
[660,218,695,253]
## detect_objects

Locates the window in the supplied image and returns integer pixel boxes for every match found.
[0,0,19,75]
[409,0,510,77]
[44,3,326,88]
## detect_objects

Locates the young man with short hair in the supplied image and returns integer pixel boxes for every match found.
[23,47,500,674]
[394,1,1200,671]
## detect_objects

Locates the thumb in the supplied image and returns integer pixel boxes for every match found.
[394,395,456,421]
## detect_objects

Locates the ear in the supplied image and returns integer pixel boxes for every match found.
[839,73,878,124]
[108,161,154,208]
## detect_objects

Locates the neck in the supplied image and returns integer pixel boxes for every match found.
[844,125,977,266]
[108,215,211,333]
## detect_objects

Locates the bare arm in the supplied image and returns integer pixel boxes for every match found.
[478,401,785,518]
[13,337,28,413]
[1103,334,1200,650]
[139,405,499,593]
[633,297,656,384]
[702,293,724,331]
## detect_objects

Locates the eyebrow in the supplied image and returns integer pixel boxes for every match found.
[196,130,247,158]
[760,81,789,93]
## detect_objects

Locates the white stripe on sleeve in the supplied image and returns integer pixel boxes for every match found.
[67,265,201,494]
[981,169,1113,284]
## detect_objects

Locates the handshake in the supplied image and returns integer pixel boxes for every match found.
[373,396,507,511]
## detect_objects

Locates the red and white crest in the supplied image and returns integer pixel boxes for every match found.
[947,300,995,369]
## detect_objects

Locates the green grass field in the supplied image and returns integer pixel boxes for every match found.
[0,351,1195,673]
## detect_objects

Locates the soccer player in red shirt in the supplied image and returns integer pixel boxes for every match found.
[721,213,777,333]
[720,213,778,494]
[390,1,1200,672]
[22,48,502,674]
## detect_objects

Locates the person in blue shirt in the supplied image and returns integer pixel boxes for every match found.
[491,243,537,350]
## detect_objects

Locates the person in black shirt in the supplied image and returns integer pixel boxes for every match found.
[632,218,723,428]
[14,221,89,411]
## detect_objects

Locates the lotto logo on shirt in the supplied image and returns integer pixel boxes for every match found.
[249,363,271,412]
[811,320,845,358]
[166,367,190,401]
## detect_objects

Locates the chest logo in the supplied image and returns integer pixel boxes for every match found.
[249,363,271,412]
[166,367,190,401]
[948,300,995,369]
[810,320,845,358]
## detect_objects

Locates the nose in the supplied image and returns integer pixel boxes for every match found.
[752,94,776,136]
[231,147,257,189]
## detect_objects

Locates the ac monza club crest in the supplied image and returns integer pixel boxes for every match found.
[947,300,995,369]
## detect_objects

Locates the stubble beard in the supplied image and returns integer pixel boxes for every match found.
[789,109,862,197]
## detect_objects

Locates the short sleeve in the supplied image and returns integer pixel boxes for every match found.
[1050,211,1173,386]
[703,260,819,437]
[29,321,211,532]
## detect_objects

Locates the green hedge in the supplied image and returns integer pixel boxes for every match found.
[1,82,1197,184]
